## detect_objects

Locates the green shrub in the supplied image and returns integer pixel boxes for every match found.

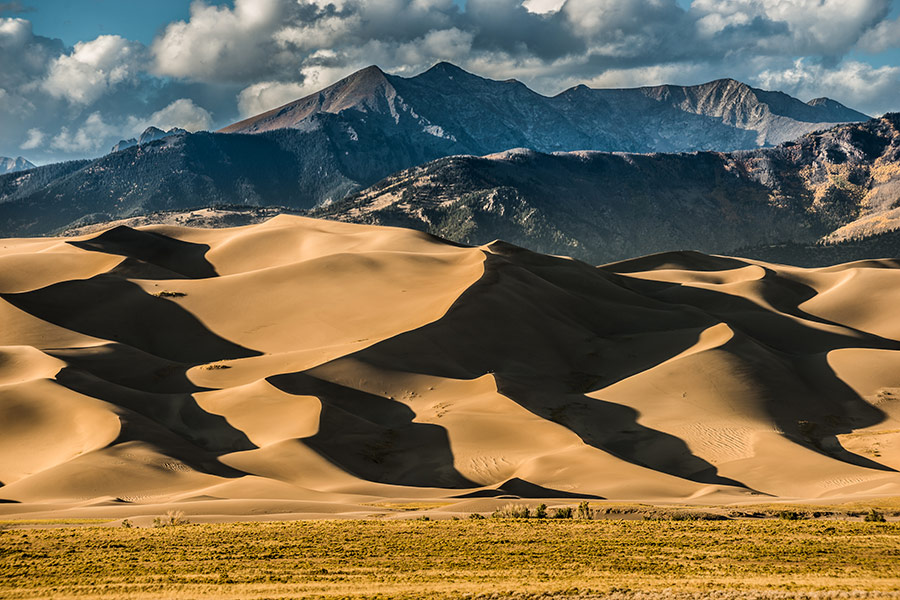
[776,510,803,521]
[864,509,886,523]
[468,513,485,520]
[552,506,573,519]
[577,501,595,520]
[535,503,548,519]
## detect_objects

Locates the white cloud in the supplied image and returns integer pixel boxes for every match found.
[152,0,289,83]
[237,81,313,118]
[50,112,118,153]
[757,58,900,116]
[42,35,144,104]
[20,127,43,149]
[147,99,213,132]
[522,0,565,14]
[0,16,30,48]
[858,16,900,53]
[691,0,889,55]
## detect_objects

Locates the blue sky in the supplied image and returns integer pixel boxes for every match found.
[14,0,233,46]
[3,0,900,164]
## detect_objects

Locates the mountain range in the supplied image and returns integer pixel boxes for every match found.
[0,156,35,175]
[223,62,868,152]
[0,63,871,239]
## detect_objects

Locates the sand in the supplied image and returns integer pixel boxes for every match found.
[1,217,900,519]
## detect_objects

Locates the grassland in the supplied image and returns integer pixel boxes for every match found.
[3,517,900,599]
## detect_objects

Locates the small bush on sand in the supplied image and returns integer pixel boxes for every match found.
[577,501,595,520]
[552,506,573,519]
[121,519,133,528]
[200,363,231,370]
[776,510,803,521]
[153,510,189,528]
[468,513,485,520]
[865,509,887,523]
[535,503,548,519]
[492,504,531,519]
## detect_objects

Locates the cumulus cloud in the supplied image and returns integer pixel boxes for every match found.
[146,98,213,132]
[41,35,144,104]
[522,0,565,14]
[0,17,222,162]
[20,127,43,150]
[691,0,889,56]
[238,81,312,118]
[152,0,291,83]
[858,16,900,53]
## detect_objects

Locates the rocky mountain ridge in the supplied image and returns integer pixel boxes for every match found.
[111,126,188,153]
[224,62,868,153]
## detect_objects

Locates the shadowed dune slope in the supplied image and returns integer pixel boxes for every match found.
[2,216,900,510]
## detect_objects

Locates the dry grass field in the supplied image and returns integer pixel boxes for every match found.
[3,516,900,600]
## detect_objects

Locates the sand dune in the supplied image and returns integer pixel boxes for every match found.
[2,216,900,516]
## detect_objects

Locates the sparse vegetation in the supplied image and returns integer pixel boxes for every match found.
[534,503,547,519]
[2,519,899,599]
[153,290,187,298]
[152,510,189,528]
[552,506,573,519]
[200,362,231,370]
[576,500,595,520]
[776,510,804,521]
[647,510,729,521]
[865,509,887,523]
[491,503,531,519]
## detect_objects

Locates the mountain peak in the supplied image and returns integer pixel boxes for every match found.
[415,61,485,84]
[424,61,469,75]
[349,64,387,82]
[219,64,398,134]
[705,78,745,87]
[0,155,35,174]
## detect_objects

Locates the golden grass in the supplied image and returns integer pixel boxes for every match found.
[364,501,455,511]
[2,519,900,599]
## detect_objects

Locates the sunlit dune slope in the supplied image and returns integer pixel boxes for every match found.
[2,215,900,507]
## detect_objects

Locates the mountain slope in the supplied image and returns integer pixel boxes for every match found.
[2,216,900,508]
[316,114,900,265]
